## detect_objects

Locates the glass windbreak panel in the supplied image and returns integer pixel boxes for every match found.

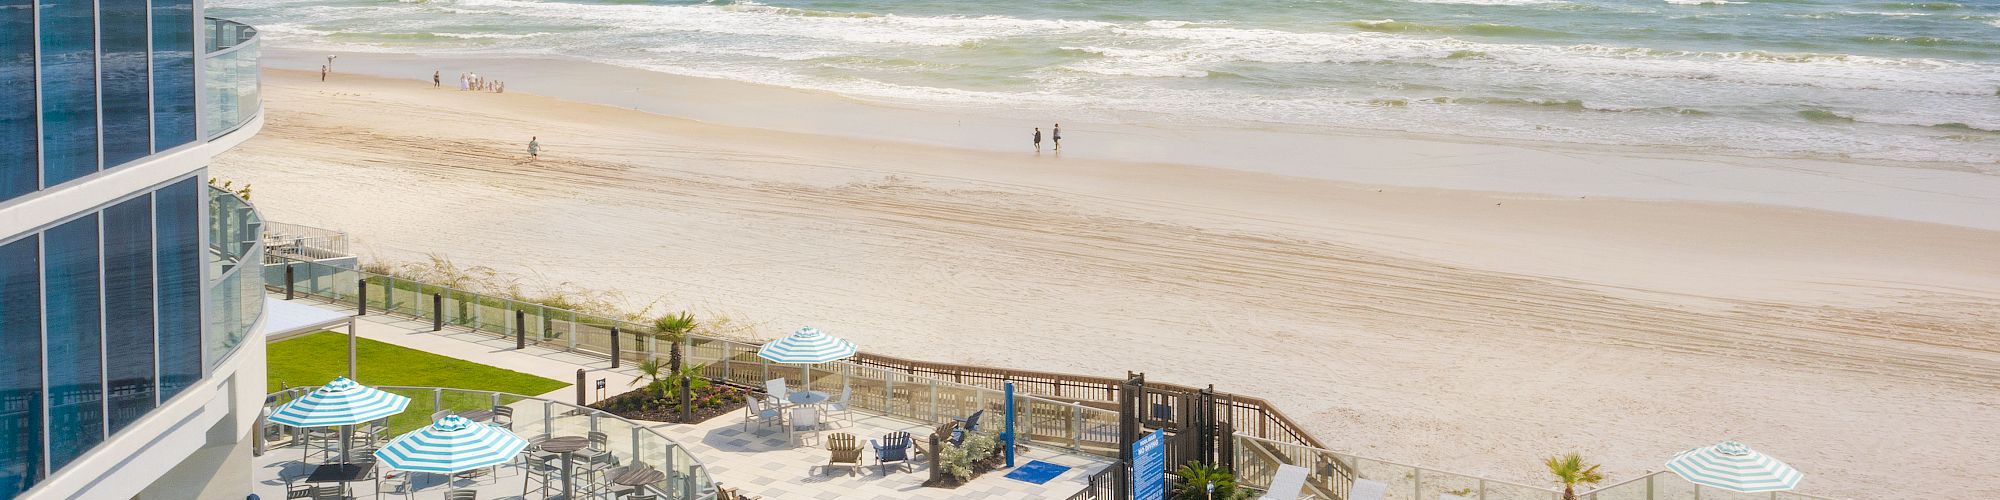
[45,215,102,470]
[151,0,195,150]
[100,0,151,166]
[38,0,99,186]
[0,0,34,202]
[156,178,203,400]
[104,197,157,433]
[0,237,42,496]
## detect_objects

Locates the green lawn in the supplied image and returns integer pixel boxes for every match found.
[268,332,570,433]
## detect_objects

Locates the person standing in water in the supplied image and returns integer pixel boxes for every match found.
[1033,128,1042,152]
[1052,123,1062,151]
[528,137,541,159]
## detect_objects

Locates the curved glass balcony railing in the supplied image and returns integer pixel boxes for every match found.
[207,186,264,368]
[263,386,717,499]
[202,18,261,139]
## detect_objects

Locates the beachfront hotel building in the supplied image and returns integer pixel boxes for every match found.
[0,1,265,497]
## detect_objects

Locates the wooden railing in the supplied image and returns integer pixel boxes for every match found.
[852,352,1327,450]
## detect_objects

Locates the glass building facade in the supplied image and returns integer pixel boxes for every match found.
[0,0,202,205]
[0,178,208,497]
[0,0,232,495]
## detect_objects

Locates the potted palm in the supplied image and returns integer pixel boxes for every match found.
[1544,453,1604,500]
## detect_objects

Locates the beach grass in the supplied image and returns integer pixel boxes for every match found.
[267,331,570,433]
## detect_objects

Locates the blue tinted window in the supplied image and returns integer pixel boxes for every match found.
[43,215,102,470]
[104,197,155,434]
[151,0,195,150]
[0,0,34,201]
[0,237,42,497]
[38,0,99,186]
[155,178,201,400]
[101,0,153,167]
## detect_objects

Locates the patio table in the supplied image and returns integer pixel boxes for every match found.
[787,391,829,407]
[610,465,667,498]
[303,460,377,497]
[540,435,591,499]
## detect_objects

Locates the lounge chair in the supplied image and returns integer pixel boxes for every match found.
[1348,479,1388,500]
[1257,464,1309,500]
[824,433,863,475]
[871,431,913,474]
[445,491,476,500]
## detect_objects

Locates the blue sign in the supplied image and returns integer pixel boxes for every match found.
[1132,430,1167,500]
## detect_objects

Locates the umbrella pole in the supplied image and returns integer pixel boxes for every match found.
[340,425,352,462]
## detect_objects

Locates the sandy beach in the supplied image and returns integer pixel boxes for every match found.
[217,63,2000,498]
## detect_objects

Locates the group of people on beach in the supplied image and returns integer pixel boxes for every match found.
[1033,123,1062,152]
[439,70,504,93]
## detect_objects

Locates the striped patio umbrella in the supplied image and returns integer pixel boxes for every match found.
[374,415,529,474]
[757,326,858,364]
[268,376,411,427]
[1665,441,1804,492]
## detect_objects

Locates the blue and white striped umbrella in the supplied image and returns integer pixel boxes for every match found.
[757,326,858,364]
[1665,441,1803,493]
[267,377,411,427]
[374,415,529,473]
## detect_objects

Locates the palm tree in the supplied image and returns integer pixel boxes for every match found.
[653,312,697,373]
[630,358,667,398]
[1544,453,1604,500]
[1174,461,1241,500]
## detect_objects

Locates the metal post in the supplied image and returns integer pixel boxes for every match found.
[491,392,501,409]
[883,369,895,416]
[347,322,358,380]
[576,369,588,406]
[1414,468,1422,500]
[384,277,394,313]
[610,327,622,368]
[284,265,295,300]
[432,293,443,331]
[516,310,526,349]
[631,426,643,465]
[432,388,442,415]
[929,380,939,422]
[356,278,368,315]
[543,400,555,439]
[1004,383,1017,468]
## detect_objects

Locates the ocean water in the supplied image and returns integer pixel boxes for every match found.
[209,0,2000,164]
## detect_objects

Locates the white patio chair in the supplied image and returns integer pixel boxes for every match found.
[742,397,780,431]
[1348,479,1389,500]
[789,408,821,447]
[824,385,854,427]
[1257,464,1310,500]
[764,378,789,407]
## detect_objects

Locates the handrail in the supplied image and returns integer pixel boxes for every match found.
[1235,433,1563,497]
[1579,471,1844,500]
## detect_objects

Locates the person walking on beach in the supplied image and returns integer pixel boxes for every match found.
[1052,123,1062,151]
[528,136,540,159]
[319,65,328,82]
[1033,128,1042,152]
[433,70,440,88]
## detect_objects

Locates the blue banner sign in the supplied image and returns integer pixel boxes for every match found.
[1132,430,1167,500]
